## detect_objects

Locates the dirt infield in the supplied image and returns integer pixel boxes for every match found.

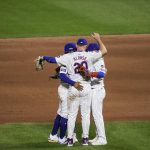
[0,34,150,123]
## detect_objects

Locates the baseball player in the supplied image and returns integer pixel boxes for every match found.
[86,43,107,145]
[48,43,80,144]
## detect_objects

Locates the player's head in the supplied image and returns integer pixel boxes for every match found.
[76,38,88,51]
[86,43,100,52]
[64,42,77,54]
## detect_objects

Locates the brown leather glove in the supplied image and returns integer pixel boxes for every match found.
[35,56,45,71]
[77,64,90,80]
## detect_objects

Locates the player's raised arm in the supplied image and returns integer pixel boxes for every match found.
[91,33,107,56]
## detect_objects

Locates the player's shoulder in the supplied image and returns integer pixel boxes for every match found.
[86,51,99,55]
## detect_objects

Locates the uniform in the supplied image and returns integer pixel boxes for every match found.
[48,66,69,144]
[90,58,107,145]
[55,50,103,145]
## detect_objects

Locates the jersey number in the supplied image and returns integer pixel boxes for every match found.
[74,61,88,74]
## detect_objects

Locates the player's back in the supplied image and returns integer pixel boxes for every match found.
[65,51,93,82]
[56,51,102,82]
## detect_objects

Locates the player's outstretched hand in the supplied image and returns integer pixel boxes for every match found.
[91,32,107,56]
[74,82,83,91]
[91,32,100,41]
[34,56,45,71]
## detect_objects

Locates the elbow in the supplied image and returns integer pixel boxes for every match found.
[104,48,108,56]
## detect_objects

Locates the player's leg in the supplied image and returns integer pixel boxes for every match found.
[88,89,99,143]
[67,89,79,144]
[57,84,68,144]
[80,83,91,145]
[48,85,62,142]
[48,114,61,142]
[80,96,91,145]
[58,117,68,144]
[48,84,68,143]
[91,86,107,145]
[67,97,79,146]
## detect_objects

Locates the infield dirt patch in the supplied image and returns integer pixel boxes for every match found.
[0,34,150,123]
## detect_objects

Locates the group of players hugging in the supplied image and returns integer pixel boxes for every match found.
[35,33,108,146]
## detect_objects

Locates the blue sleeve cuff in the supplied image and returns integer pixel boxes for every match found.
[97,71,105,78]
[43,56,57,63]
[59,73,75,86]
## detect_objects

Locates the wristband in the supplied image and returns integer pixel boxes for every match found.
[90,72,98,77]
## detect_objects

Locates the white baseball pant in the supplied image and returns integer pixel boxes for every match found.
[57,84,69,119]
[67,82,91,139]
[91,85,107,142]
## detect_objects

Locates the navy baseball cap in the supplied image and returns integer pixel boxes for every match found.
[77,38,88,45]
[86,43,100,52]
[64,42,77,54]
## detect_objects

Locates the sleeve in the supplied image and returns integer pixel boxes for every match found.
[91,58,107,79]
[59,73,75,86]
[90,71,106,78]
[97,71,106,78]
[43,56,57,63]
[99,59,107,74]
[59,66,75,86]
[98,59,107,78]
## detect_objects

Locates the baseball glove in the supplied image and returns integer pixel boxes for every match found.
[78,64,90,79]
[49,66,60,79]
[35,56,45,71]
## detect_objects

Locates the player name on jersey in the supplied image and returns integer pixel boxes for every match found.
[73,55,87,61]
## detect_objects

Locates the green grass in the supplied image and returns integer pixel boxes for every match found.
[0,0,150,38]
[0,121,150,150]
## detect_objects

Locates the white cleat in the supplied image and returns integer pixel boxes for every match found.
[73,133,78,143]
[91,138,107,145]
[48,134,58,143]
[58,137,67,144]
[89,136,98,143]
